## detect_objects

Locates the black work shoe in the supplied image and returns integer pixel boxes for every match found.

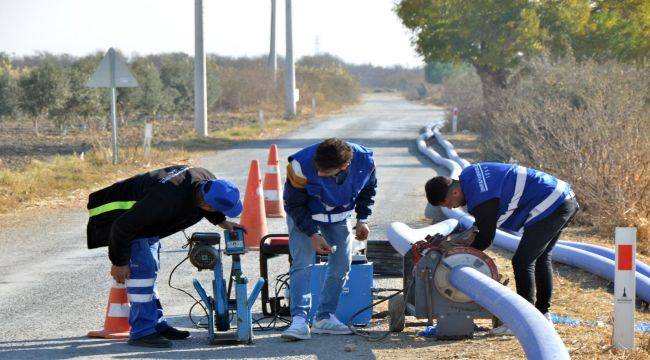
[127,333,172,348]
[159,326,191,340]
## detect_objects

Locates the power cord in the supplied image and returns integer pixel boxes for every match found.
[252,272,292,331]
[346,277,414,342]
[168,231,209,328]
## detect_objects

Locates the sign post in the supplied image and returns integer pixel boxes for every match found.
[86,48,138,164]
[614,227,637,350]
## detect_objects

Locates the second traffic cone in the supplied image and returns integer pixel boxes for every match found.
[87,281,130,339]
[263,144,286,218]
[241,159,268,249]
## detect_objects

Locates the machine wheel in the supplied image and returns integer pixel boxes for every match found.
[388,294,406,333]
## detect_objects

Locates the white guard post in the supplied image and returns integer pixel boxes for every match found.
[143,123,153,159]
[452,107,458,133]
[614,227,637,350]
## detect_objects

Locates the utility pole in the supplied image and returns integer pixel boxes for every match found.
[269,0,277,85]
[284,0,297,118]
[194,0,208,136]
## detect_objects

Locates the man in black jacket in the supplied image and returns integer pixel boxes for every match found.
[87,165,245,348]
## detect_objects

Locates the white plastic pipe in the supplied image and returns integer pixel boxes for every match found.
[450,266,570,360]
[387,219,458,256]
[557,241,650,279]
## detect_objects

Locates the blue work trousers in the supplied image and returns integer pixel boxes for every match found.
[287,215,353,321]
[126,237,170,339]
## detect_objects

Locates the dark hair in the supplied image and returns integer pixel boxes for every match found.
[425,176,455,205]
[314,138,353,170]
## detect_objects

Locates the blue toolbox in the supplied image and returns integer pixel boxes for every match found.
[308,260,374,325]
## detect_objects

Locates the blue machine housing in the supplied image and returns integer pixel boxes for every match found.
[192,230,265,345]
[308,262,373,325]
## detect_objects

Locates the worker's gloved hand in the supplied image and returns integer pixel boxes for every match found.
[218,220,247,233]
[111,265,130,284]
[355,221,370,241]
[310,233,332,255]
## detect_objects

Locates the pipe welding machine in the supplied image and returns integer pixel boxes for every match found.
[189,229,265,344]
[388,227,502,339]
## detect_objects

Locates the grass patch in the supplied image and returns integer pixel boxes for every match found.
[0,116,305,215]
[0,148,191,214]
[165,118,304,152]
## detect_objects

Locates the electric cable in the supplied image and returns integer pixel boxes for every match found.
[346,277,415,342]
[168,231,209,328]
[252,272,292,331]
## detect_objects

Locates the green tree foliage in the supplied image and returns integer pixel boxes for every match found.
[18,60,69,135]
[0,53,19,117]
[159,53,194,115]
[396,0,648,93]
[57,54,105,130]
[119,59,169,121]
[424,62,471,84]
[575,0,650,62]
[2,51,364,134]
[396,0,546,92]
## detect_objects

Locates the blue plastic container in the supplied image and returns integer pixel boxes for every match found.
[307,262,374,325]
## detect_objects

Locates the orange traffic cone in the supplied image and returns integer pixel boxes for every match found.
[241,159,268,249]
[263,144,286,218]
[87,281,130,339]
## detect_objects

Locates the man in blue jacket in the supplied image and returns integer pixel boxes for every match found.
[425,163,579,335]
[281,138,377,341]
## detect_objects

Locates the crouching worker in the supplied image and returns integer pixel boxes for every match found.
[281,138,377,341]
[86,165,246,348]
[425,162,579,335]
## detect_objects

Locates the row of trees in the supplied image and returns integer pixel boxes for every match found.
[1,52,227,135]
[0,52,367,135]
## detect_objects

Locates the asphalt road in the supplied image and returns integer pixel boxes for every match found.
[0,93,447,359]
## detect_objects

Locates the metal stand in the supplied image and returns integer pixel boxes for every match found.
[193,250,265,344]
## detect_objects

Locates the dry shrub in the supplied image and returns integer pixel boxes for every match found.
[481,58,650,245]
[216,60,277,111]
[440,69,485,131]
[296,64,360,112]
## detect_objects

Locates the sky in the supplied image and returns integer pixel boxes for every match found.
[0,0,423,68]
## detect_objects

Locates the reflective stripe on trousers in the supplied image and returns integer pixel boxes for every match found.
[127,237,170,339]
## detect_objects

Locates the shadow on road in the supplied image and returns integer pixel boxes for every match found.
[0,328,459,360]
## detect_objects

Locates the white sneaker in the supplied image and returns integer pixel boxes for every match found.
[281,317,311,341]
[490,324,514,336]
[312,314,353,335]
